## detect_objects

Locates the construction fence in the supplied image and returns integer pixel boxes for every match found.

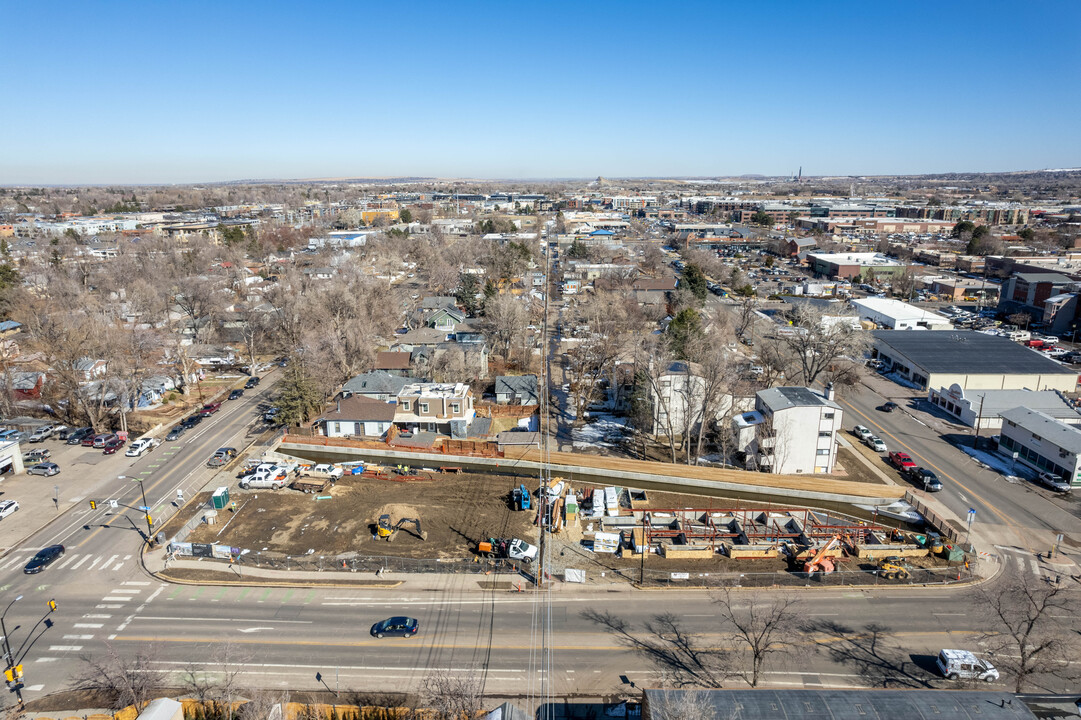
[632,564,978,589]
[232,551,524,576]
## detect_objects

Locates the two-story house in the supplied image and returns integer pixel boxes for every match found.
[394,382,475,437]
[734,386,843,474]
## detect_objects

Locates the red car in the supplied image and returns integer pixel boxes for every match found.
[888,451,916,471]
[199,402,222,417]
[102,437,126,455]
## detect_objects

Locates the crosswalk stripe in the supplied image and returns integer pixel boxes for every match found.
[109,589,141,594]
[71,554,92,569]
[56,553,81,570]
[87,557,103,570]
[64,635,94,640]
[1029,557,1042,577]
[103,554,119,568]
[73,623,103,628]
[102,596,132,602]
[48,645,82,651]
[0,556,26,571]
[122,581,151,586]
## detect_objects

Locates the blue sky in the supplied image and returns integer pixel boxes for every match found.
[2,1,1078,184]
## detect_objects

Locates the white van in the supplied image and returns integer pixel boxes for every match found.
[1006,330,1031,342]
[936,649,999,682]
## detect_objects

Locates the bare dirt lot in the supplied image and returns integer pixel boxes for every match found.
[182,472,534,559]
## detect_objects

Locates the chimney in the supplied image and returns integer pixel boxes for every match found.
[825,382,836,402]
[336,399,341,414]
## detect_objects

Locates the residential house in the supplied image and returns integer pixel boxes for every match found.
[319,395,396,438]
[374,351,412,377]
[1,371,45,400]
[341,371,416,401]
[495,375,539,405]
[734,386,843,474]
[75,358,108,381]
[394,382,475,437]
[187,345,237,367]
[427,307,467,332]
[421,296,459,312]
[648,361,706,437]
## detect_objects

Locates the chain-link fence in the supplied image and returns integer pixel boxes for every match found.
[634,564,978,589]
[233,551,523,575]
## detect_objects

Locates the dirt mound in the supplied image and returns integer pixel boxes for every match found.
[373,503,421,522]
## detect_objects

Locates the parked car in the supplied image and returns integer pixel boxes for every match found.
[23,544,65,574]
[852,425,872,441]
[370,616,419,639]
[22,448,51,464]
[165,426,186,441]
[66,427,94,445]
[92,433,119,449]
[0,500,19,519]
[866,436,887,453]
[888,451,916,472]
[28,425,54,443]
[200,402,222,417]
[53,425,71,440]
[181,414,203,429]
[909,467,943,492]
[228,389,244,400]
[27,462,59,477]
[263,407,280,423]
[102,437,126,454]
[125,437,160,457]
[1036,472,1072,493]
[936,649,998,682]
[244,376,261,389]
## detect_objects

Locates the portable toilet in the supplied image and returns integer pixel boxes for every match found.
[212,487,230,510]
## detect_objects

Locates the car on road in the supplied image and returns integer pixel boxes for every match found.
[200,402,222,416]
[23,544,65,574]
[165,425,186,441]
[909,467,942,492]
[28,425,54,442]
[888,451,917,472]
[370,616,419,639]
[1036,472,1072,493]
[181,414,203,429]
[0,500,19,519]
[878,401,899,413]
[126,437,160,457]
[852,425,872,442]
[66,427,94,445]
[228,389,244,400]
[936,649,998,682]
[866,436,887,453]
[102,437,126,454]
[244,376,261,389]
[27,462,60,477]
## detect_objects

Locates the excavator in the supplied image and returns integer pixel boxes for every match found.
[376,514,428,542]
[802,535,842,577]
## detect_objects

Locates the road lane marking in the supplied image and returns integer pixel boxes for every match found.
[102,597,133,602]
[48,645,82,651]
[82,614,111,619]
[34,658,57,663]
[74,623,104,628]
[96,604,124,609]
[57,553,81,570]
[122,581,151,586]
[64,635,95,640]
[134,616,313,624]
[109,589,141,594]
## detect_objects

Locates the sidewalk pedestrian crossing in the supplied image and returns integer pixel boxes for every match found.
[993,545,1075,581]
[0,550,133,574]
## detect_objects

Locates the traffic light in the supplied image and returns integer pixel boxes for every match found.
[146,515,153,527]
[89,500,97,510]
[47,599,57,612]
[3,665,20,681]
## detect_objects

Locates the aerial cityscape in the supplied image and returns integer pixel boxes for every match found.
[1,2,1080,719]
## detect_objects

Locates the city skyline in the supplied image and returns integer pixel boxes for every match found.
[1,0,1079,184]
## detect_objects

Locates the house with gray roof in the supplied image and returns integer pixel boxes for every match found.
[319,395,396,438]
[341,371,417,401]
[998,406,1081,487]
[495,375,539,405]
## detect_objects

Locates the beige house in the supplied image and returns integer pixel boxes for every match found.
[394,382,475,436]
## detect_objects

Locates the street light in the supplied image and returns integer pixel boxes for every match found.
[1,595,22,703]
[121,475,154,544]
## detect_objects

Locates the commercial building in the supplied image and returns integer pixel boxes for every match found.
[998,407,1081,486]
[927,384,1081,431]
[851,297,952,330]
[734,386,843,474]
[807,252,904,280]
[871,330,1078,392]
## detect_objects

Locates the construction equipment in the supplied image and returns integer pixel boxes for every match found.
[876,556,911,580]
[512,484,531,511]
[476,537,538,563]
[377,514,427,542]
[803,535,842,576]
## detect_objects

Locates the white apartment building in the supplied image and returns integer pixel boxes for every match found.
[734,386,843,474]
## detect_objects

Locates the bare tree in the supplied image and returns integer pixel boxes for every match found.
[70,642,167,711]
[180,642,250,714]
[772,304,868,386]
[976,569,1081,692]
[419,670,484,720]
[649,689,722,720]
[713,588,803,687]
[735,296,759,340]
[482,293,529,362]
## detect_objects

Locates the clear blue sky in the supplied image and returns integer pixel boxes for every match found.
[2,1,1078,184]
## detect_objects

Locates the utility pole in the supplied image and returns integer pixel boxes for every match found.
[123,476,154,544]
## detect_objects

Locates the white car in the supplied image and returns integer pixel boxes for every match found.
[0,500,19,519]
[852,425,872,441]
[867,436,888,453]
[125,437,160,457]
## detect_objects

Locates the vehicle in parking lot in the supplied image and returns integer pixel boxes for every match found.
[92,432,119,449]
[370,616,419,638]
[22,448,51,463]
[67,427,94,445]
[24,544,65,574]
[28,425,54,442]
[866,436,887,453]
[126,437,160,457]
[1036,472,1072,493]
[200,402,222,416]
[0,500,19,519]
[53,425,71,440]
[228,389,244,400]
[852,425,872,441]
[888,451,916,472]
[102,437,126,454]
[936,649,998,682]
[263,407,280,422]
[909,467,942,492]
[245,376,261,389]
[27,462,59,477]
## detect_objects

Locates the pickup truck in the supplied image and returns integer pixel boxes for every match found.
[302,463,343,480]
[200,402,223,417]
[888,451,917,472]
[477,537,538,563]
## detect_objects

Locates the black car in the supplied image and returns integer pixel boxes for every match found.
[165,426,186,441]
[370,616,419,638]
[181,414,203,428]
[879,401,899,413]
[229,388,244,400]
[24,544,65,574]
[244,376,261,389]
[66,427,94,445]
[910,467,942,492]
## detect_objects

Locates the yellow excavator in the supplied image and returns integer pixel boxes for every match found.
[376,514,428,542]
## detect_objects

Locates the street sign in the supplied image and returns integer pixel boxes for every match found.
[109,499,118,509]
[138,506,149,512]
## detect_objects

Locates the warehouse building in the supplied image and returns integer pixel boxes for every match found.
[851,297,952,330]
[807,251,904,280]
[871,330,1079,392]
[998,407,1081,487]
[927,384,1081,430]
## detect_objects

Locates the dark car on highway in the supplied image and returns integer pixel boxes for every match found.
[24,544,65,574]
[370,616,419,638]
[244,376,261,389]
[165,426,186,441]
[879,401,899,413]
[181,414,203,429]
[228,389,244,400]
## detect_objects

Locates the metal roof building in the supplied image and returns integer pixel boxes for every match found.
[872,330,1078,392]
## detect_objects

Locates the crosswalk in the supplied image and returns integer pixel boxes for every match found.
[0,551,133,574]
[993,545,1074,581]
